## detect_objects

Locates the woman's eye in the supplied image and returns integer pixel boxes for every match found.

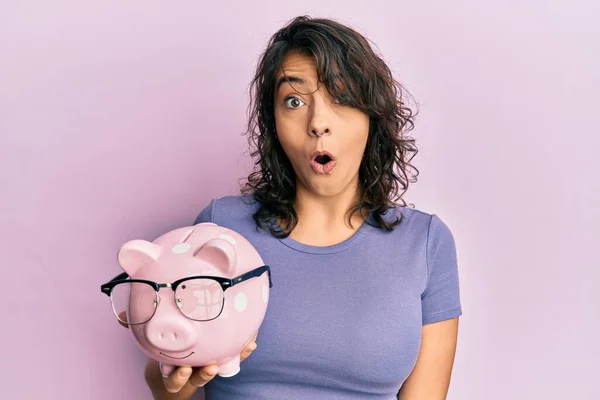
[284,96,305,108]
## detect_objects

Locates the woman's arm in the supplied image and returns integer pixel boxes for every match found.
[398,317,459,400]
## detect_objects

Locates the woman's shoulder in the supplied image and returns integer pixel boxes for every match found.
[192,194,259,226]
[381,204,455,243]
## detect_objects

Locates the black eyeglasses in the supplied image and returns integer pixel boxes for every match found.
[101,265,272,325]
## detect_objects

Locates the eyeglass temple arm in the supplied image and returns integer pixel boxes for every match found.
[232,265,273,288]
[110,272,129,282]
[100,272,130,296]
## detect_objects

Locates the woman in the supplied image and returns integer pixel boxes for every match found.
[138,15,462,400]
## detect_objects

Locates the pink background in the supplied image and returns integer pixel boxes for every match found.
[1,1,598,399]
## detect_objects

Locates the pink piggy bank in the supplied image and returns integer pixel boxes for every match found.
[101,222,272,378]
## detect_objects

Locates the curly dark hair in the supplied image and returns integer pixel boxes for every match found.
[240,15,419,238]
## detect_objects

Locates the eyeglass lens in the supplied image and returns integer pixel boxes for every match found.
[110,281,157,325]
[175,278,224,321]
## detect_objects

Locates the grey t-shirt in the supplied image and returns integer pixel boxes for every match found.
[193,195,462,399]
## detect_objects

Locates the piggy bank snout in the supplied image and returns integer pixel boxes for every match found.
[145,317,197,353]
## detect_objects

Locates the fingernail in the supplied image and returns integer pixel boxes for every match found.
[162,374,169,379]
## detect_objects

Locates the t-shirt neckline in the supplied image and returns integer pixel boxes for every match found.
[273,215,374,255]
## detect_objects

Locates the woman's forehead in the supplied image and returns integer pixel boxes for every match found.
[277,53,319,91]
[276,52,347,94]
[280,51,317,75]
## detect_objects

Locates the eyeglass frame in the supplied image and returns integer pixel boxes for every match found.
[100,264,272,325]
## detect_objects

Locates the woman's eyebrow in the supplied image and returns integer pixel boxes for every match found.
[276,75,305,90]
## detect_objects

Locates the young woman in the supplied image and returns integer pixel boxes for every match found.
[135,15,462,400]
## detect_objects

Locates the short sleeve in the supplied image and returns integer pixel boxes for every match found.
[421,214,463,325]
[193,199,216,225]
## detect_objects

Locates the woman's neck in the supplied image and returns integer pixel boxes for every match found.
[287,180,367,247]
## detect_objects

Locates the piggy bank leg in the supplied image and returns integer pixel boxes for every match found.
[217,354,241,378]
[159,362,175,378]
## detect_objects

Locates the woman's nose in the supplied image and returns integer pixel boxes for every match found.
[311,127,329,137]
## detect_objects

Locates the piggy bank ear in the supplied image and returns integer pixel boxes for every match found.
[193,238,236,275]
[117,239,161,276]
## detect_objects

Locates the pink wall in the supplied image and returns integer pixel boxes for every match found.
[1,1,598,399]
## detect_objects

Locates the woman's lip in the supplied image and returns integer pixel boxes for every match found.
[309,150,337,174]
[309,158,337,174]
[310,150,336,161]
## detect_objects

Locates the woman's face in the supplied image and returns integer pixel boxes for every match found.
[274,52,370,199]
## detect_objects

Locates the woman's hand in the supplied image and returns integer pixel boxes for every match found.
[117,311,258,399]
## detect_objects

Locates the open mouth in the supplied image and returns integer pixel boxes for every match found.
[160,351,194,360]
[310,151,337,174]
